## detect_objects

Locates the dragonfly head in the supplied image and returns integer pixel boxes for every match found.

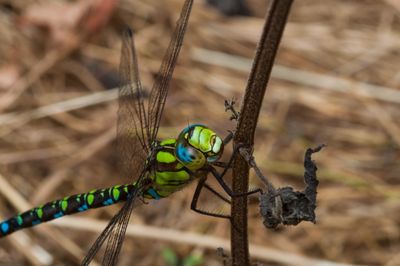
[175,124,224,169]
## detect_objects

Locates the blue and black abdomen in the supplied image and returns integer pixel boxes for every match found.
[0,184,135,237]
[0,133,218,237]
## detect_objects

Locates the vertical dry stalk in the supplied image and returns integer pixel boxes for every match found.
[231,0,294,265]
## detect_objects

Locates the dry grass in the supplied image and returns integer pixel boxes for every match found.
[0,0,399,265]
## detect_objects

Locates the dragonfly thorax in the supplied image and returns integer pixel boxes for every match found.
[175,124,224,170]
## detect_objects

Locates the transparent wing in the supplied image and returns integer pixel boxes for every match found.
[147,0,194,142]
[118,29,150,180]
[81,171,146,265]
[82,0,194,264]
[81,29,151,265]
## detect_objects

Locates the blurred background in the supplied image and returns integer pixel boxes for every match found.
[0,0,399,265]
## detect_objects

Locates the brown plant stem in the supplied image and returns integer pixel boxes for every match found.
[230,0,294,265]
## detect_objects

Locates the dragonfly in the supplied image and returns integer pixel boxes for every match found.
[0,0,260,264]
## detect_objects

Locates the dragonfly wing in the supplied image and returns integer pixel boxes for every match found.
[148,0,194,142]
[82,29,151,265]
[81,171,146,265]
[118,29,150,180]
[102,188,136,265]
[83,0,195,264]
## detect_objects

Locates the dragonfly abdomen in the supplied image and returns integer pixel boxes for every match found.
[0,184,136,237]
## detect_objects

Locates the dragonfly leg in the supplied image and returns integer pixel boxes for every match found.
[210,144,262,197]
[204,183,231,204]
[211,143,237,170]
[223,130,234,145]
[213,142,256,179]
[225,143,275,194]
[211,161,230,169]
[191,177,231,219]
[213,145,237,176]
[210,167,262,197]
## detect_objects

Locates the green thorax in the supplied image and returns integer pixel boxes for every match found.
[144,124,224,200]
[144,138,194,199]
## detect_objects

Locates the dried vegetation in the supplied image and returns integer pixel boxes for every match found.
[0,0,399,265]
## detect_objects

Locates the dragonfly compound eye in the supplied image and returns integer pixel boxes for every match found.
[176,124,223,166]
[175,142,206,170]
